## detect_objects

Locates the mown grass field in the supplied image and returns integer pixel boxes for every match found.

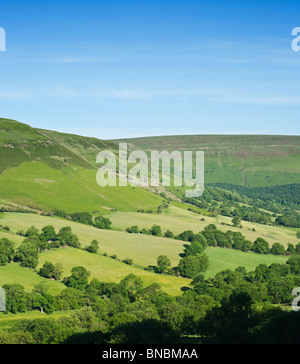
[38,247,190,296]
[0,310,71,329]
[106,205,299,247]
[0,263,64,295]
[0,231,24,244]
[38,246,288,286]
[205,247,287,277]
[1,209,296,270]
[0,213,186,266]
[0,212,291,298]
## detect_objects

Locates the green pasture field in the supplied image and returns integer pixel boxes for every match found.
[107,205,299,247]
[38,247,190,296]
[0,212,291,299]
[0,263,64,294]
[0,162,162,213]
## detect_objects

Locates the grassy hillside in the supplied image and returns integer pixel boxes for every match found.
[38,248,188,296]
[0,212,290,297]
[0,162,162,213]
[0,118,299,316]
[1,119,299,214]
[0,263,64,295]
[0,311,71,329]
[1,209,296,267]
[106,206,299,247]
[0,213,187,266]
[0,118,163,213]
[0,118,92,172]
[205,247,287,277]
[111,135,300,187]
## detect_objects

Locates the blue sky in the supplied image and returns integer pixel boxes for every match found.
[0,0,300,139]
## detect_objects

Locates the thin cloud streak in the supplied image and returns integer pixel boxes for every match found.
[1,85,300,106]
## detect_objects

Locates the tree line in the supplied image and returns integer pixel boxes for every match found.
[126,223,300,257]
[0,225,100,273]
[183,184,300,228]
[1,254,300,344]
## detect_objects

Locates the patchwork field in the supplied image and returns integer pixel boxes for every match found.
[38,247,189,296]
[106,205,299,247]
[0,211,292,299]
[0,213,186,267]
[0,121,298,330]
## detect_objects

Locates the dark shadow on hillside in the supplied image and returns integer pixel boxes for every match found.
[63,320,180,345]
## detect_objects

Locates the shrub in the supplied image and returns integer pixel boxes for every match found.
[123,258,134,266]
[287,243,296,255]
[86,240,99,254]
[164,230,174,239]
[0,238,15,266]
[25,226,39,237]
[150,225,162,237]
[94,216,112,230]
[177,254,209,278]
[252,238,270,254]
[126,226,139,234]
[270,243,285,256]
[39,262,63,280]
[140,228,150,235]
[157,255,171,273]
[52,209,68,218]
[70,212,93,226]
[15,243,39,269]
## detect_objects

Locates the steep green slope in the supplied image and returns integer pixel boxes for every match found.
[0,119,162,213]
[1,119,299,212]
[111,135,300,187]
[0,162,161,213]
[36,128,119,169]
[0,118,92,172]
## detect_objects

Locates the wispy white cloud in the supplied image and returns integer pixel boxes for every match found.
[0,91,30,102]
[51,56,115,64]
[207,95,300,106]
[242,96,300,105]
[2,85,300,106]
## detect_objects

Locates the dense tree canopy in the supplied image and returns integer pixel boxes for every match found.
[0,238,14,266]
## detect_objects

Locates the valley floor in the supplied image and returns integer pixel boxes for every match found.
[0,207,292,297]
